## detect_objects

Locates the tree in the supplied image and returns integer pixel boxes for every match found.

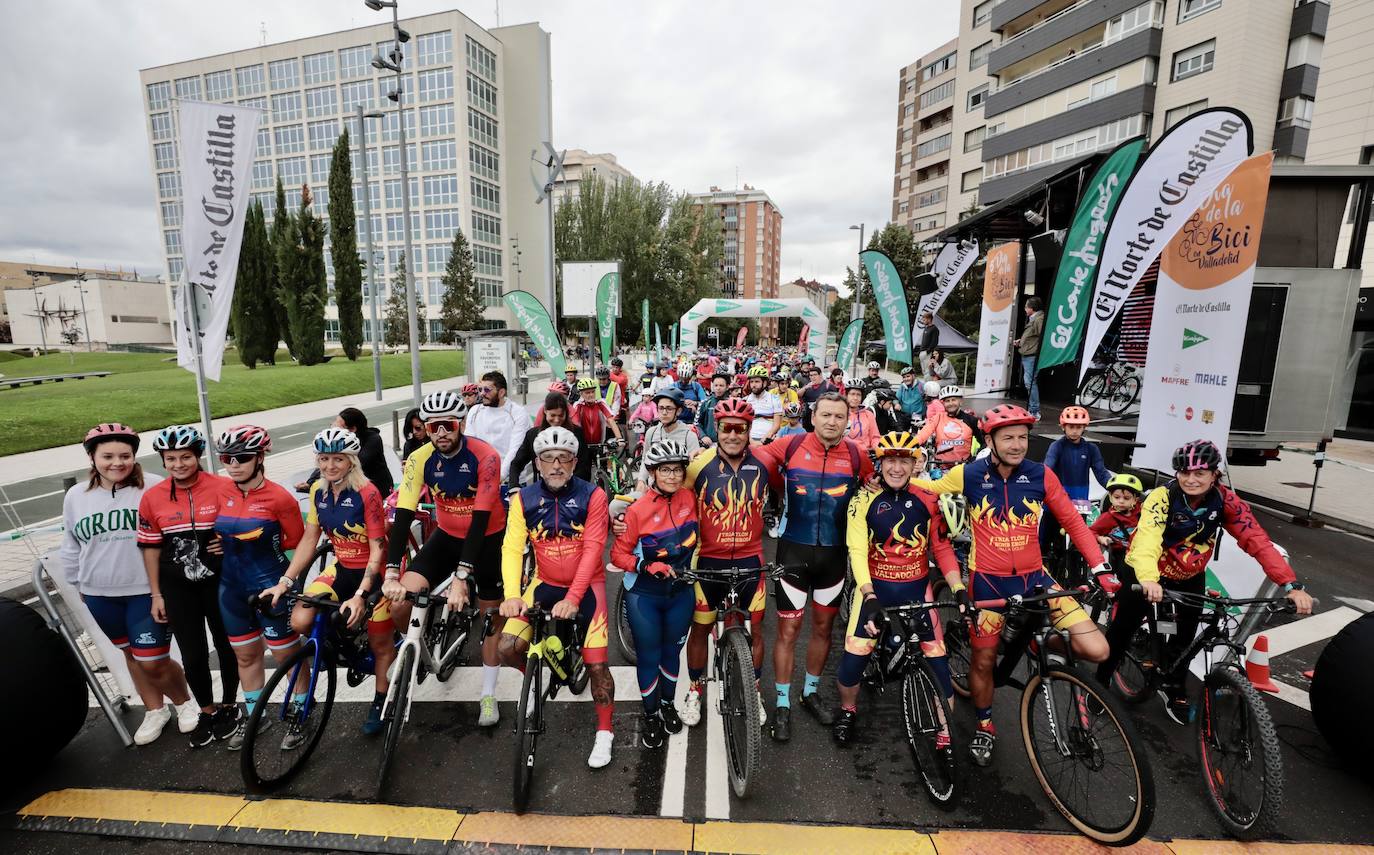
[438,229,484,343]
[329,131,364,360]
[383,252,426,346]
[269,176,295,358]
[231,201,278,368]
[276,185,329,365]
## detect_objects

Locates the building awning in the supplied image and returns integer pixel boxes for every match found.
[931,153,1105,246]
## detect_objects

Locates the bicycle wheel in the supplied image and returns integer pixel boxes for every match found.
[376,645,413,792]
[1079,373,1108,409]
[1112,629,1154,705]
[1197,665,1283,839]
[513,655,544,813]
[1108,375,1141,416]
[434,606,472,682]
[242,639,335,793]
[613,581,637,665]
[1021,665,1154,846]
[936,594,972,699]
[721,629,762,798]
[902,660,957,807]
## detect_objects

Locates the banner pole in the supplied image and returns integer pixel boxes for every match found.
[186,285,219,474]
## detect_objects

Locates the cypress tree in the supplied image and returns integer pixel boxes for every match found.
[277,186,329,365]
[383,252,426,346]
[231,201,274,368]
[329,130,364,360]
[269,176,294,358]
[438,228,484,344]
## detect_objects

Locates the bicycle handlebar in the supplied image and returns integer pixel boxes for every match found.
[1128,584,1311,612]
[970,585,1091,611]
[673,562,795,584]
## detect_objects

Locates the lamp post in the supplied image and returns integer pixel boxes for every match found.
[355,105,386,400]
[848,223,865,322]
[365,0,422,408]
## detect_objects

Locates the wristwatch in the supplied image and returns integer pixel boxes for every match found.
[454,568,471,581]
[1282,582,1306,593]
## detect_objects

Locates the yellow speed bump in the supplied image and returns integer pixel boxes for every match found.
[20,788,247,829]
[694,820,934,855]
[230,797,461,842]
[456,811,694,851]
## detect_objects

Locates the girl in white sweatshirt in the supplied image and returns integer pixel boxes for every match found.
[60,423,195,745]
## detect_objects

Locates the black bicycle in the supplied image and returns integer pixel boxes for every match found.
[1078,360,1140,415]
[511,605,590,814]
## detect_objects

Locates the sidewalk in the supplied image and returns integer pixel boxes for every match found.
[1229,438,1374,536]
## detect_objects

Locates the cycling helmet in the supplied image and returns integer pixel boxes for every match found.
[713,397,755,423]
[151,424,204,456]
[923,381,942,398]
[420,390,466,421]
[867,361,882,370]
[1172,439,1223,472]
[844,379,865,393]
[875,387,896,402]
[653,387,685,407]
[644,438,690,469]
[939,493,967,538]
[576,377,598,391]
[313,427,361,455]
[217,425,272,456]
[595,366,610,378]
[746,365,770,378]
[1105,473,1144,495]
[532,426,580,456]
[645,360,657,370]
[979,404,1036,436]
[900,365,916,376]
[461,383,480,396]
[1059,405,1091,427]
[790,379,800,389]
[83,423,140,454]
[610,357,624,368]
[782,402,802,419]
[549,380,571,395]
[874,431,922,459]
[939,384,963,400]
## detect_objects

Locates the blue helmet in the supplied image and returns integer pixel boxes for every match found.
[151,424,205,456]
[313,427,361,454]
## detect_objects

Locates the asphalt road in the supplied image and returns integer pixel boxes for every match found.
[4,505,1372,853]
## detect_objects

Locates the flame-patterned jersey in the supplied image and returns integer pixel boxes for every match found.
[501,477,608,607]
[394,436,506,538]
[684,447,778,561]
[306,481,386,570]
[846,485,959,587]
[1127,483,1294,585]
[917,457,1104,576]
[214,479,304,582]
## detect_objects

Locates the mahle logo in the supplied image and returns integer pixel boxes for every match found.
[1182,328,1209,350]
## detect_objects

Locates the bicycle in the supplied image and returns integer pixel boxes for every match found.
[607,494,641,665]
[941,585,1156,846]
[1077,360,1140,415]
[591,438,630,496]
[511,605,591,813]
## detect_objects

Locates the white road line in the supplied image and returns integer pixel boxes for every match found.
[1334,596,1374,613]
[3,489,63,506]
[659,647,690,818]
[1247,606,1361,657]
[0,514,62,538]
[1269,678,1311,711]
[703,637,730,819]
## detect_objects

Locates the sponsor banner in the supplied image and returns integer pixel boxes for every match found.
[736,325,748,348]
[835,317,865,374]
[655,322,663,362]
[797,323,810,354]
[1039,138,1146,372]
[1079,109,1254,381]
[973,242,1020,394]
[859,250,913,367]
[913,239,979,341]
[503,290,566,376]
[595,272,618,364]
[1135,153,1275,472]
[173,100,262,381]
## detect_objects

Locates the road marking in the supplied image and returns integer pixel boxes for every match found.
[276,432,307,441]
[1270,678,1311,711]
[659,647,690,818]
[704,635,730,819]
[231,797,461,840]
[1334,596,1374,613]
[2,489,63,506]
[1247,606,1361,657]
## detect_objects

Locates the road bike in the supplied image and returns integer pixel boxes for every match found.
[511,605,591,813]
[941,585,1156,846]
[1078,360,1140,415]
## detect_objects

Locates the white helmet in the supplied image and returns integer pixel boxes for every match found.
[939,384,963,400]
[923,380,941,398]
[867,361,881,370]
[313,426,361,454]
[644,438,690,469]
[420,390,467,421]
[532,426,579,456]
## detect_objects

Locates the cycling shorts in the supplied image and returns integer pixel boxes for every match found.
[502,577,609,665]
[969,570,1089,650]
[407,528,504,601]
[842,577,939,658]
[692,555,766,626]
[775,540,846,616]
[302,567,394,637]
[82,594,171,662]
[219,568,299,651]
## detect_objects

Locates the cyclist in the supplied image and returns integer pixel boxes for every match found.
[401,408,429,461]
[743,365,782,443]
[858,361,890,397]
[872,387,903,435]
[696,373,731,444]
[674,368,705,426]
[1091,473,1144,569]
[915,385,978,477]
[635,387,701,490]
[498,426,615,768]
[466,371,532,482]
[139,424,240,747]
[1044,406,1113,505]
[571,378,623,447]
[754,392,873,740]
[212,425,308,751]
[509,393,592,485]
[608,357,631,423]
[612,439,700,748]
[773,373,800,412]
[915,404,1115,767]
[894,365,925,429]
[835,432,963,744]
[67,424,195,746]
[777,402,806,438]
[261,428,394,736]
[385,391,508,728]
[1097,439,1313,724]
[595,365,624,421]
[843,379,880,453]
[460,383,481,412]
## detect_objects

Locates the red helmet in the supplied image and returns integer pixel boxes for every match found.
[1059,406,1091,427]
[462,383,480,396]
[216,425,272,456]
[979,404,1036,436]
[549,381,570,395]
[713,397,755,424]
[83,423,140,454]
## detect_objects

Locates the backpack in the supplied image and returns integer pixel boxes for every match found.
[782,432,862,476]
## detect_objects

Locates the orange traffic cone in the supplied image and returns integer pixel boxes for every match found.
[1246,634,1279,694]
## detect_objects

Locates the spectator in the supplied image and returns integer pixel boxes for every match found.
[466,370,533,480]
[508,393,592,485]
[1013,297,1045,418]
[926,349,957,384]
[918,311,940,374]
[401,408,428,461]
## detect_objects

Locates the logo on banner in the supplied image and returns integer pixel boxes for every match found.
[984,250,1016,311]
[990,335,999,346]
[716,300,741,313]
[1182,328,1209,349]
[760,300,785,314]
[1185,407,1194,420]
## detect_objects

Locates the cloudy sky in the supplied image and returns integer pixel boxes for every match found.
[0,0,958,290]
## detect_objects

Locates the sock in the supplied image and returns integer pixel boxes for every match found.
[243,689,263,717]
[976,705,993,728]
[481,664,500,697]
[371,690,385,710]
[595,702,613,732]
[803,673,820,697]
[775,682,791,708]
[841,702,857,712]
[688,666,705,684]
[291,692,308,706]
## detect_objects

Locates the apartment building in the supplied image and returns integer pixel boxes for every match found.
[552,149,636,208]
[893,40,960,239]
[779,277,837,314]
[138,11,553,341]
[688,186,783,344]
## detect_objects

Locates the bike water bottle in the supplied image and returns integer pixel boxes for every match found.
[1001,608,1029,646]
[545,634,569,681]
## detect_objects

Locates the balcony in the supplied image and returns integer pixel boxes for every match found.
[984,27,1161,117]
[981,84,1155,161]
[991,0,1060,33]
[1290,0,1329,39]
[989,0,1148,75]
[1280,64,1320,101]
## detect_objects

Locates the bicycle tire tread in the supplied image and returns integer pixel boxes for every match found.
[1199,666,1284,839]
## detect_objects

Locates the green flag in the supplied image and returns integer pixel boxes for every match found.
[641,298,650,350]
[596,272,618,365]
[859,250,912,367]
[835,318,864,372]
[503,290,566,376]
[1039,137,1146,371]
[654,322,663,363]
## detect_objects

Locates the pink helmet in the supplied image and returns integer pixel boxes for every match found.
[216,425,272,456]
[83,423,140,454]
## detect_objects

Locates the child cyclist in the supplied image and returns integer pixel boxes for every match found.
[777,402,806,438]
[1091,473,1144,571]
[1041,405,1113,550]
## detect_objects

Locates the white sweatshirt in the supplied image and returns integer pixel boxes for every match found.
[60,474,162,597]
[465,397,532,480]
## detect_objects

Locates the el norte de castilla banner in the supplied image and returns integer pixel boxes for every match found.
[504,290,566,376]
[973,242,1020,394]
[912,239,979,342]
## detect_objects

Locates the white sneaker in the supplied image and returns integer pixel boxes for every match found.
[587,730,614,768]
[757,690,767,727]
[680,685,703,727]
[176,702,200,734]
[134,705,173,746]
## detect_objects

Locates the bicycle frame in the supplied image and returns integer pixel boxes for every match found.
[520,607,585,703]
[870,601,959,688]
[1140,590,1287,690]
[274,592,380,724]
[381,576,476,725]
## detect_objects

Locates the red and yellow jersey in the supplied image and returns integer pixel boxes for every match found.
[914,409,974,464]
[685,447,776,561]
[306,481,386,570]
[1127,483,1295,585]
[394,436,506,538]
[846,485,959,586]
[502,477,608,606]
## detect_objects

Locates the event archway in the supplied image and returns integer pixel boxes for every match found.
[678,298,828,360]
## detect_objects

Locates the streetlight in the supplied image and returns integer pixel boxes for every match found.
[364,0,422,408]
[356,106,386,400]
[848,223,865,322]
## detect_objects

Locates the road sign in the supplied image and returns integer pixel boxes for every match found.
[708,326,719,338]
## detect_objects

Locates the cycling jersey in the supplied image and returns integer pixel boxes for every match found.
[846,485,958,588]
[845,408,880,452]
[1044,436,1112,503]
[915,409,974,465]
[306,480,386,570]
[215,478,304,649]
[1127,483,1295,585]
[685,446,775,561]
[501,477,608,607]
[745,391,782,441]
[597,382,623,418]
[570,399,615,444]
[137,471,229,583]
[755,433,872,548]
[394,436,506,538]
[611,487,699,596]
[1090,506,1140,553]
[917,457,1104,576]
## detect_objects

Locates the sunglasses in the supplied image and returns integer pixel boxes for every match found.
[426,419,460,434]
[218,453,257,465]
[718,422,749,435]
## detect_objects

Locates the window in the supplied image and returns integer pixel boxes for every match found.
[356,181,381,211]
[904,103,915,117]
[961,168,982,193]
[470,176,500,212]
[421,176,458,206]
[898,201,910,214]
[239,95,266,112]
[419,103,455,136]
[308,119,339,151]
[375,109,415,144]
[471,211,501,244]
[310,154,332,185]
[1090,76,1118,102]
[473,245,502,277]
[915,133,951,159]
[466,36,497,82]
[339,45,370,79]
[417,32,453,67]
[174,75,201,101]
[271,92,301,122]
[970,41,992,70]
[1179,0,1221,22]
[164,230,181,255]
[340,81,372,111]
[477,278,502,307]
[900,151,913,167]
[303,51,335,85]
[168,258,184,281]
[467,72,497,114]
[1278,95,1315,129]
[916,188,945,209]
[150,112,173,141]
[1163,99,1208,129]
[418,68,453,102]
[427,243,453,273]
[967,84,989,111]
[922,51,956,80]
[984,115,1145,179]
[1172,39,1215,81]
[1286,34,1324,69]
[277,156,307,188]
[425,209,461,240]
[157,171,181,199]
[146,81,171,110]
[421,139,456,170]
[153,142,177,170]
[964,126,986,152]
[274,125,305,154]
[1106,1,1164,44]
[305,86,335,118]
[468,108,498,147]
[236,65,265,96]
[377,75,413,105]
[919,79,955,110]
[383,178,418,208]
[160,201,182,227]
[382,144,417,175]
[469,142,499,180]
[256,126,272,157]
[268,58,299,91]
[972,0,994,26]
[376,41,408,71]
[425,280,443,306]
[252,160,274,190]
[205,70,232,102]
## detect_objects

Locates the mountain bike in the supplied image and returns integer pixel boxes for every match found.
[941,585,1155,846]
[608,494,641,665]
[511,605,591,813]
[591,439,630,496]
[1078,360,1140,415]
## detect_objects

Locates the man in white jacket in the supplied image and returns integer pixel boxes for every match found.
[465,370,532,481]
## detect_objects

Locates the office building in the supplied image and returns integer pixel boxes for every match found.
[552,149,636,207]
[4,277,173,349]
[894,39,960,240]
[0,260,154,336]
[138,10,552,341]
[688,185,783,344]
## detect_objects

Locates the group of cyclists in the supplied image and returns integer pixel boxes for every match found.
[59,343,1314,795]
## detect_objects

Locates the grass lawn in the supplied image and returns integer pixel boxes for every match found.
[0,350,464,456]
